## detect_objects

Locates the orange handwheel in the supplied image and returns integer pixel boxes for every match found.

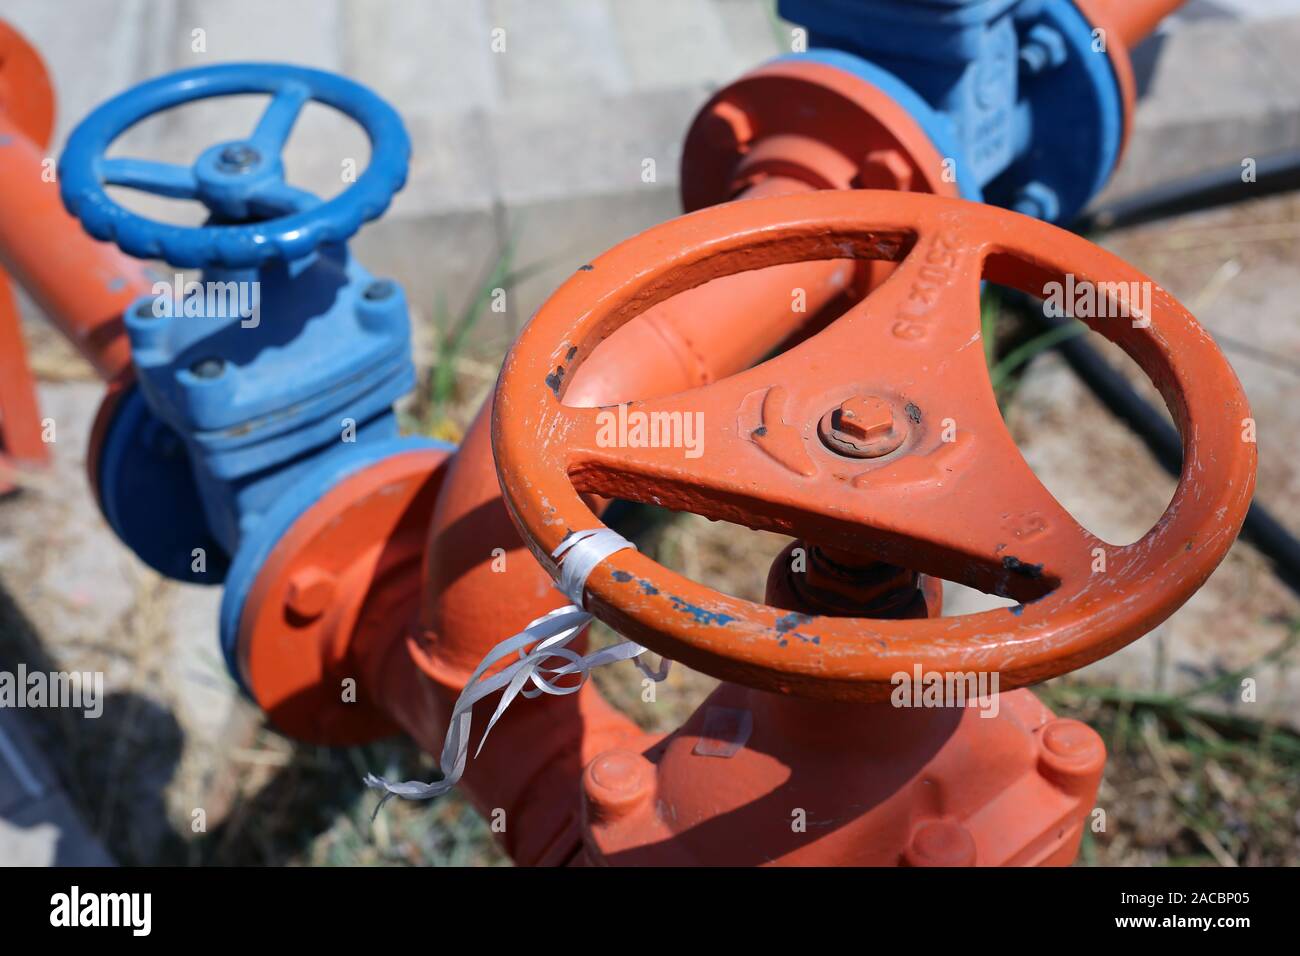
[493,190,1256,700]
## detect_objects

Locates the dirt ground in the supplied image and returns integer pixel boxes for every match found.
[1,190,1297,867]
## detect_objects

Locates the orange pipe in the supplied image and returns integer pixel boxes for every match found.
[365,177,853,864]
[0,111,151,381]
[1089,0,1185,48]
[0,270,49,485]
[567,176,853,405]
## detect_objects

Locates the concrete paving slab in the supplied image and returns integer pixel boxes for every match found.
[170,0,344,72]
[716,0,786,61]
[610,0,751,90]
[488,0,630,105]
[1101,7,1300,200]
[342,0,502,118]
[488,84,700,205]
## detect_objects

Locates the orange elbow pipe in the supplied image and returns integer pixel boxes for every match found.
[393,178,855,864]
[398,408,650,865]
[0,110,150,381]
[566,176,852,406]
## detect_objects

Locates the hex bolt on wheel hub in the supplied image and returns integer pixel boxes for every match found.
[817,393,908,458]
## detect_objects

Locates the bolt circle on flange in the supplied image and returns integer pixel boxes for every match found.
[223,439,454,745]
[680,57,970,211]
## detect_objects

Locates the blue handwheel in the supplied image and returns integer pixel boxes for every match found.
[59,62,409,268]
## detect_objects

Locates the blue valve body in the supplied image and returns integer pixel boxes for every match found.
[778,0,1126,223]
[121,251,415,558]
[64,64,429,627]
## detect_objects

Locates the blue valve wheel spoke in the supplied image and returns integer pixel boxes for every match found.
[99,157,200,199]
[249,81,311,156]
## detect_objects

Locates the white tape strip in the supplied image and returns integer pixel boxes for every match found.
[364,528,670,812]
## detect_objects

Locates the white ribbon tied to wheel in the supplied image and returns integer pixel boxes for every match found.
[364,528,670,812]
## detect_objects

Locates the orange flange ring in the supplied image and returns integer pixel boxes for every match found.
[493,190,1255,702]
[680,58,965,211]
[235,445,453,745]
[0,20,54,150]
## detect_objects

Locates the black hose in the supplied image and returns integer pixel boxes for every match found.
[1074,150,1300,234]
[1011,294,1300,597]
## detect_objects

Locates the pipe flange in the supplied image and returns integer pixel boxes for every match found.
[222,439,453,745]
[681,55,973,212]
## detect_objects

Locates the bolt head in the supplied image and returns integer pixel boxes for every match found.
[1042,719,1096,759]
[285,566,337,621]
[363,279,396,301]
[190,357,226,380]
[583,749,654,823]
[838,395,893,440]
[217,143,261,173]
[1012,181,1060,222]
[1020,24,1068,74]
[818,395,907,458]
[1038,718,1106,795]
[904,819,977,867]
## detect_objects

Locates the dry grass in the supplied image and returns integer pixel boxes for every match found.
[1046,668,1300,867]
